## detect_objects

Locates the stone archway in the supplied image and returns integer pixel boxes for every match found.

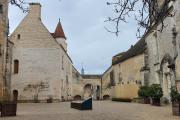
[74,95,81,101]
[96,85,100,100]
[160,54,175,100]
[13,90,18,102]
[84,84,93,98]
[103,95,110,100]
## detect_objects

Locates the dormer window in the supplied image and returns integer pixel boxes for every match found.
[17,34,21,40]
[0,4,3,14]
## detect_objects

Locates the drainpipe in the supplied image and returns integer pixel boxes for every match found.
[172,26,178,60]
[100,77,102,100]
[172,25,178,86]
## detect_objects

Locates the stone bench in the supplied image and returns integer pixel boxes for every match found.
[71,97,92,110]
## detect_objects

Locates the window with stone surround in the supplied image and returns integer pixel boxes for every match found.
[17,34,21,40]
[14,60,19,74]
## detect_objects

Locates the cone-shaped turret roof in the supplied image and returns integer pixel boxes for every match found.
[52,19,66,39]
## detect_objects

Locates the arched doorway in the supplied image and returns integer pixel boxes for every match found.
[74,95,81,101]
[160,54,175,100]
[84,84,93,98]
[103,95,110,100]
[13,90,18,102]
[96,85,100,100]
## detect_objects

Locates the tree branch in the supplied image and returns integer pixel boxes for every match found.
[106,0,174,37]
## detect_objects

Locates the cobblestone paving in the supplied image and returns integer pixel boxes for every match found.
[2,101,180,120]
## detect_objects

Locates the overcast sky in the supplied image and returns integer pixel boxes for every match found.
[9,0,139,74]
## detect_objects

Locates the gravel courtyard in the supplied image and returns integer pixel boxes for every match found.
[2,101,179,120]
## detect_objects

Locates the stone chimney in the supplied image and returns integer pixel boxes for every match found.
[29,3,41,19]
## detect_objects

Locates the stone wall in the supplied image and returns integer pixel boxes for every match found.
[111,54,144,99]
[71,70,101,100]
[82,76,101,100]
[146,0,180,99]
[111,84,139,99]
[10,3,73,102]
[113,54,144,85]
[101,66,112,100]
[72,66,84,100]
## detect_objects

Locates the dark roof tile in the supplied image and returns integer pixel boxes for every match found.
[112,38,146,65]
[82,74,102,79]
[52,21,66,39]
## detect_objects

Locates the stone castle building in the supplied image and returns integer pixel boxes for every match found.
[145,0,180,100]
[110,39,146,100]
[10,3,73,102]
[9,3,102,102]
[101,0,180,101]
[1,0,179,103]
[100,39,147,101]
[81,74,101,100]
[72,66,102,100]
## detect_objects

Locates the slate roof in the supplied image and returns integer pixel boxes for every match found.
[112,52,125,64]
[113,52,126,58]
[82,74,102,79]
[112,38,146,65]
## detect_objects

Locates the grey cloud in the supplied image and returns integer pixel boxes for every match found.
[9,0,139,74]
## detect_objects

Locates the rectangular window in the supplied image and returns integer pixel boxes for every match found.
[62,55,64,70]
[118,73,122,83]
[0,4,3,14]
[66,75,68,84]
[17,34,21,39]
[61,79,64,90]
[14,60,19,74]
[110,70,115,86]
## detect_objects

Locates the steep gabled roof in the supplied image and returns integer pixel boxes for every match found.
[52,20,66,39]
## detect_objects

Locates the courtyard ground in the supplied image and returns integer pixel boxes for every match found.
[2,101,179,120]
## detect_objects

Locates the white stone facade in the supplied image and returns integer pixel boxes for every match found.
[10,3,73,102]
[146,0,180,99]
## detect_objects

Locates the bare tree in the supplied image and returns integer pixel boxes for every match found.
[9,0,29,12]
[106,0,175,37]
[10,0,174,37]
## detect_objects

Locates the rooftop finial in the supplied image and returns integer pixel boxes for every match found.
[53,18,66,39]
[81,63,85,75]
